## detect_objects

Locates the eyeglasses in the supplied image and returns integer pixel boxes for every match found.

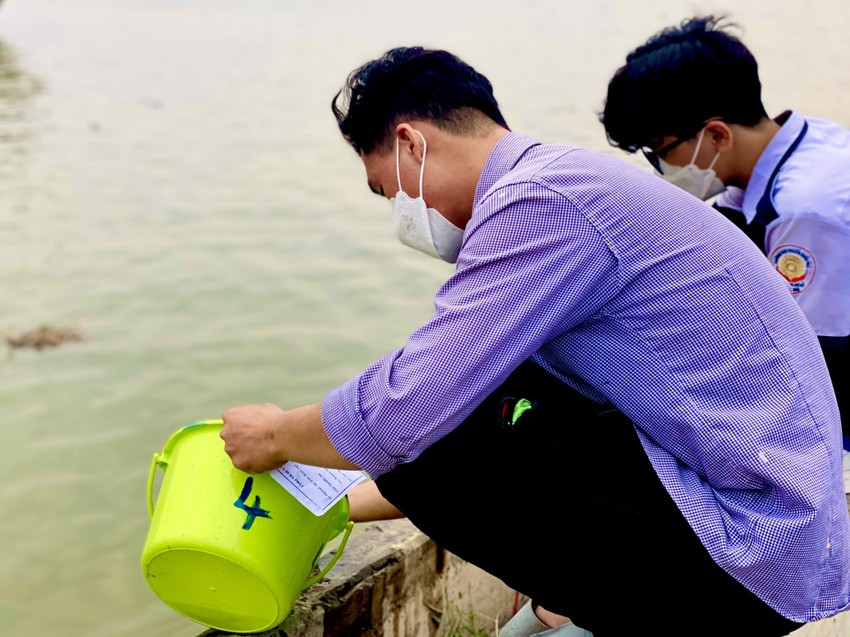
[640,135,693,174]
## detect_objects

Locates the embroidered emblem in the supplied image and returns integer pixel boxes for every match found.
[771,244,815,293]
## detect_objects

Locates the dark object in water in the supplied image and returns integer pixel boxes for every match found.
[5,324,89,356]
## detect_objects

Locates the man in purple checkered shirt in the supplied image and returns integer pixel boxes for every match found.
[220,46,850,636]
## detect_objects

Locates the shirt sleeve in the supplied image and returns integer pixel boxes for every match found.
[322,181,620,477]
[766,210,850,336]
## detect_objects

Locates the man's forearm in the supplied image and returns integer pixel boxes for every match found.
[280,402,361,470]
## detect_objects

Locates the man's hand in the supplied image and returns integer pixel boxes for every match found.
[220,403,288,474]
[220,401,361,474]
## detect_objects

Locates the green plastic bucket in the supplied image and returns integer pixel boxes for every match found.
[141,419,353,633]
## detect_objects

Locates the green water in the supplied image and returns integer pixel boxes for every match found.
[1,1,848,635]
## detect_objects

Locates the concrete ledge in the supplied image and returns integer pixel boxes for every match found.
[793,614,850,637]
[198,519,518,637]
[197,513,850,636]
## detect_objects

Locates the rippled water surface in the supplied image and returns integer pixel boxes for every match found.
[1,1,848,635]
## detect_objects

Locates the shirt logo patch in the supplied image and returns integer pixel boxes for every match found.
[771,244,815,293]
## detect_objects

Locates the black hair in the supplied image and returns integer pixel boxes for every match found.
[600,15,768,153]
[332,46,509,155]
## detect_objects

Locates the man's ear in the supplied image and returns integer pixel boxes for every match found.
[395,123,425,163]
[705,119,734,153]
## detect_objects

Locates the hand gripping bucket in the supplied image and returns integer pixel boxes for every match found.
[141,420,353,633]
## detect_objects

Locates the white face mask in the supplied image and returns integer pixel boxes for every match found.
[391,130,464,263]
[657,128,726,201]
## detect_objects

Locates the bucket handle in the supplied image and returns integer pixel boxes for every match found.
[146,419,219,517]
[303,520,354,589]
[147,452,166,517]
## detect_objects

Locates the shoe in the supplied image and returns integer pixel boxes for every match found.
[844,449,850,494]
[842,435,850,495]
[843,449,850,495]
[499,600,594,637]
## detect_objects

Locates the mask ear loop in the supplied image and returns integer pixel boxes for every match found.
[414,130,427,199]
[690,127,722,172]
[395,137,403,194]
[395,131,428,198]
[689,128,706,165]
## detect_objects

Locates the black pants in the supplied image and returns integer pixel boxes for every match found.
[376,361,803,637]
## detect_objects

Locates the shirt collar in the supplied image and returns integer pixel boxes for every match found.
[474,132,540,207]
[741,110,804,223]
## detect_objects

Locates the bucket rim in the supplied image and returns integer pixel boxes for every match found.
[159,419,223,461]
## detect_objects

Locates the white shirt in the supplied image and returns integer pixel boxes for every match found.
[714,110,850,337]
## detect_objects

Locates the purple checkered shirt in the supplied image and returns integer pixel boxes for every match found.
[322,133,850,622]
